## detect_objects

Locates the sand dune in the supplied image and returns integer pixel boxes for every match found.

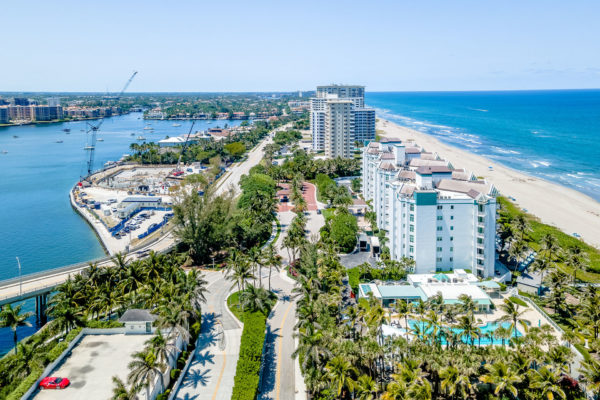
[377,119,600,249]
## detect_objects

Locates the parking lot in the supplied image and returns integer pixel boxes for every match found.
[33,334,151,400]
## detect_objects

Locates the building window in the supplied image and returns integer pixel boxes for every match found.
[450,237,454,241]
[450,257,453,262]
[409,245,414,253]
[450,205,454,209]
[450,247,454,252]
[450,226,454,230]
[410,214,414,222]
[437,205,443,210]
[409,235,414,243]
[409,225,414,232]
[410,204,414,211]
[477,238,484,244]
[436,247,442,252]
[437,226,443,231]
[450,216,454,220]
[436,257,442,262]
[437,216,443,220]
[437,237,442,242]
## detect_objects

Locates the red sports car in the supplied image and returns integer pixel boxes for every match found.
[39,377,70,390]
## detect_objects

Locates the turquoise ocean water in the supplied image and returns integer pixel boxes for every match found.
[366,90,600,202]
[0,113,240,353]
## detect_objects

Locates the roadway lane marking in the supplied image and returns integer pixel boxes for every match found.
[276,301,294,400]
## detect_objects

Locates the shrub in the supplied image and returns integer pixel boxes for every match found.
[85,320,124,329]
[230,311,268,400]
[6,367,43,400]
[170,368,181,380]
[508,296,528,307]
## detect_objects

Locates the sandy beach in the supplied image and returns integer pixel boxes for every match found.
[377,119,600,249]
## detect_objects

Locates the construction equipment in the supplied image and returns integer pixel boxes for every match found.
[84,71,137,177]
[173,121,196,176]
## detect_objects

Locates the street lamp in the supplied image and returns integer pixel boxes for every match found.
[16,257,22,296]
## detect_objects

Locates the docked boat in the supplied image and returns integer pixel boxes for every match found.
[56,140,63,143]
[136,136,146,140]
[172,123,181,127]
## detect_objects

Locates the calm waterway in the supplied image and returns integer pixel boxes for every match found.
[0,112,240,354]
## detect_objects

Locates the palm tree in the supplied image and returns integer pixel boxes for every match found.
[121,261,146,302]
[508,239,528,269]
[127,348,166,400]
[439,364,472,399]
[111,376,140,400]
[456,314,480,346]
[263,244,282,291]
[0,304,33,355]
[111,252,130,269]
[325,355,357,398]
[355,375,378,400]
[183,269,208,314]
[226,249,254,294]
[157,302,191,344]
[496,299,529,338]
[457,294,476,316]
[239,285,273,314]
[146,330,176,366]
[511,214,531,242]
[531,257,553,295]
[49,302,84,333]
[529,366,567,399]
[565,245,588,283]
[481,362,522,399]
[581,358,600,398]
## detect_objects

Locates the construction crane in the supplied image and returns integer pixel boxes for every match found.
[84,71,137,177]
[172,121,196,177]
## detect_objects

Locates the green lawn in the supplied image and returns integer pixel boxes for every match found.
[498,196,600,282]
[227,291,245,322]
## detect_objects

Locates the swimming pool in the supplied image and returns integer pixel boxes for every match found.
[407,320,522,346]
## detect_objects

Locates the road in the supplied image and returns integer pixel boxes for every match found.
[258,182,325,400]
[0,124,289,307]
[175,270,242,400]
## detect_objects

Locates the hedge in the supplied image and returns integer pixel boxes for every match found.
[47,328,83,362]
[85,320,124,329]
[6,367,43,400]
[230,311,268,400]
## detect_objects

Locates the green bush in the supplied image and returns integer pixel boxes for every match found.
[170,368,181,380]
[347,267,360,294]
[47,328,82,362]
[230,311,268,400]
[85,320,124,329]
[6,367,43,400]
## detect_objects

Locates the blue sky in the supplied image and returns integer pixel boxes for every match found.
[3,0,599,92]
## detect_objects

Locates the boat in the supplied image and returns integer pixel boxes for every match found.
[136,136,146,140]
[84,145,94,150]
[12,135,18,138]
[97,138,104,142]
[172,123,181,127]
[1,150,7,154]
[56,140,63,143]
[130,133,135,136]
[143,126,153,130]
[63,128,71,133]
[80,129,84,132]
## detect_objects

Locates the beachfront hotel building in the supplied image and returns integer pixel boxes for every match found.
[310,84,375,156]
[362,139,498,278]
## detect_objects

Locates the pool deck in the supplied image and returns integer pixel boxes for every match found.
[390,293,564,344]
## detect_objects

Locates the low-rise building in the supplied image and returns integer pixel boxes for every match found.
[117,196,163,219]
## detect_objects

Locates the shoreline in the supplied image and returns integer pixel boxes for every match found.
[377,118,600,249]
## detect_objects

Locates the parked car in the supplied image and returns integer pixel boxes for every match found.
[39,377,70,390]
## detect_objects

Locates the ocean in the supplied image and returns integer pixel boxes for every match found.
[0,113,240,353]
[366,90,600,203]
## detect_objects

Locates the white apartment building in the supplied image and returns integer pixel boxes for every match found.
[311,84,375,155]
[362,139,498,278]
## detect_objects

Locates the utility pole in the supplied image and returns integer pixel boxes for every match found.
[16,257,22,296]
